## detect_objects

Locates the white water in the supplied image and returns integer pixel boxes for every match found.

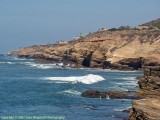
[118,77,137,81]
[0,61,63,69]
[26,62,65,69]
[116,81,137,86]
[63,89,81,95]
[42,74,105,84]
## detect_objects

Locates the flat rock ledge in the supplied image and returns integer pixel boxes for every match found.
[81,90,136,99]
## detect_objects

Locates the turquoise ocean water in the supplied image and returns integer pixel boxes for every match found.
[0,56,142,120]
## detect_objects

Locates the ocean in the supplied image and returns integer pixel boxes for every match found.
[0,55,142,120]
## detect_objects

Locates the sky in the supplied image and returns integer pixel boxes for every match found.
[0,0,160,53]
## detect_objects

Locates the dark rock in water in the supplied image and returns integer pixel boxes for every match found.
[0,54,4,56]
[81,90,136,99]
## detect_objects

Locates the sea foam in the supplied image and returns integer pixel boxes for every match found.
[42,74,105,84]
[26,63,63,69]
[63,89,81,95]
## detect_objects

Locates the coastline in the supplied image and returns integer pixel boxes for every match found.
[4,54,160,119]
[8,28,160,71]
[129,66,160,120]
[6,19,160,119]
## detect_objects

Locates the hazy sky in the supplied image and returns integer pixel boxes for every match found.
[0,0,160,53]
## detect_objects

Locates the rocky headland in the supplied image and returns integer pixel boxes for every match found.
[81,67,160,120]
[8,19,160,70]
[129,67,160,120]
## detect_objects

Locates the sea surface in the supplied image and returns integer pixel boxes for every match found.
[0,56,142,120]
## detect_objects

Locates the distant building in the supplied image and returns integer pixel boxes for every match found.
[98,28,109,32]
[58,41,68,44]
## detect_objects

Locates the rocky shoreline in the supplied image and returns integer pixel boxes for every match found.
[7,19,160,119]
[81,67,160,120]
[129,66,160,120]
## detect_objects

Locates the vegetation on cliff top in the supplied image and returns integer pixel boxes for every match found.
[142,18,160,29]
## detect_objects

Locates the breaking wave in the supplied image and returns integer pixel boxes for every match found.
[119,77,137,81]
[109,86,129,91]
[116,81,137,85]
[42,74,105,84]
[62,89,81,95]
[27,63,63,69]
[0,61,63,69]
[103,69,139,73]
[0,62,14,64]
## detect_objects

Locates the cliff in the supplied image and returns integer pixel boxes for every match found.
[129,67,160,120]
[9,29,160,70]
[9,19,160,70]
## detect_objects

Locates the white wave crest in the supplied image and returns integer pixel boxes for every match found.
[114,106,131,112]
[104,69,139,73]
[116,81,137,85]
[109,86,129,91]
[120,77,136,81]
[0,61,64,69]
[42,74,105,84]
[63,89,81,95]
[26,63,63,69]
[0,62,15,64]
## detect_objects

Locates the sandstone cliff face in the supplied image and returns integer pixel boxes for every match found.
[9,28,160,69]
[129,67,160,120]
[130,97,160,120]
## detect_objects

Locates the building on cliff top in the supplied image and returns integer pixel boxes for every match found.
[58,41,68,44]
[98,28,109,32]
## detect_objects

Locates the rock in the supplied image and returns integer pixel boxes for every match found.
[117,58,143,70]
[90,60,103,68]
[81,90,136,99]
[143,66,160,77]
[129,97,160,120]
[103,61,134,70]
[129,66,160,120]
[143,57,160,66]
[136,76,160,98]
[82,52,92,67]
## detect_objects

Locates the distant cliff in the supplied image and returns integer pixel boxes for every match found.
[9,19,160,70]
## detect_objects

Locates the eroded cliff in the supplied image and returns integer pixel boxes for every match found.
[9,28,160,70]
[129,67,160,120]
